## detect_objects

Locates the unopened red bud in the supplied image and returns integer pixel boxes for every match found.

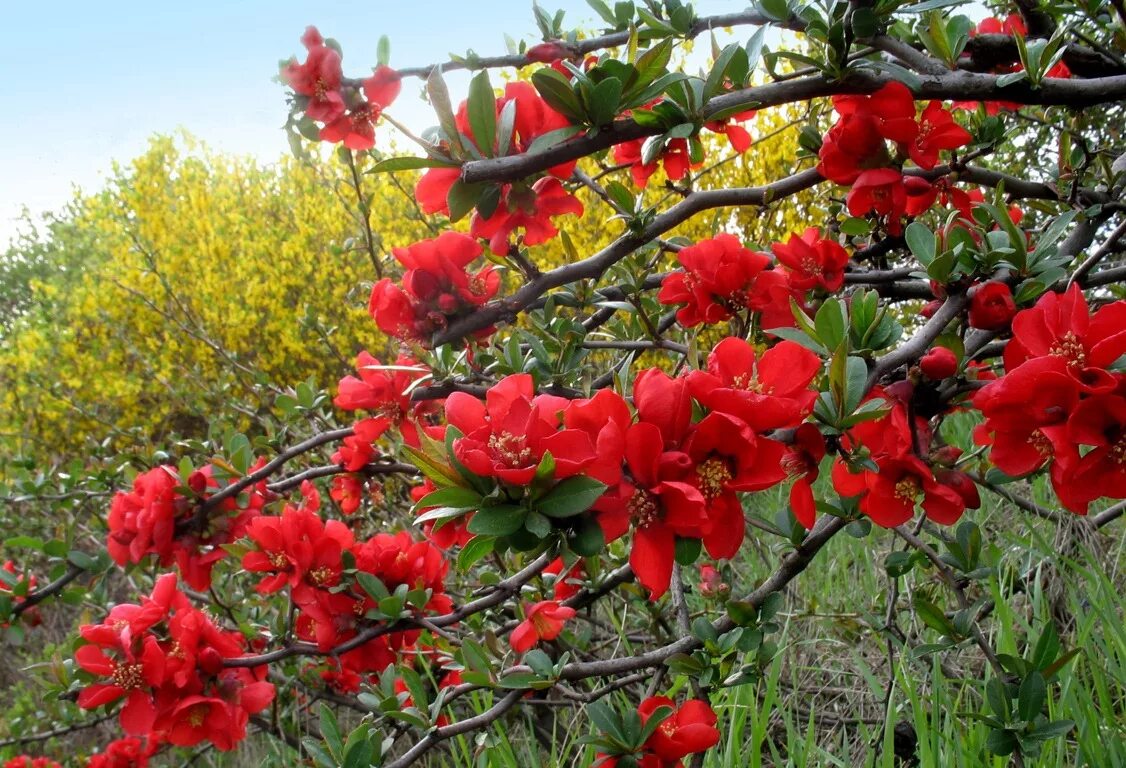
[931,445,963,466]
[198,647,223,676]
[527,41,572,63]
[188,470,208,494]
[928,280,946,299]
[920,299,942,318]
[903,176,933,194]
[920,347,958,380]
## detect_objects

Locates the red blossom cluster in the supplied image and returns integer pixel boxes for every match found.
[974,285,1126,514]
[241,484,451,682]
[85,738,154,768]
[75,574,274,751]
[598,697,721,767]
[817,82,972,233]
[612,104,756,188]
[3,758,60,768]
[331,350,436,508]
[1,559,40,626]
[282,26,401,149]
[369,232,500,344]
[832,385,980,528]
[106,464,271,591]
[657,233,804,330]
[414,81,584,253]
[592,338,822,598]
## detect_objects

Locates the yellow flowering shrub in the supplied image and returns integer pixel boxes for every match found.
[1,112,809,461]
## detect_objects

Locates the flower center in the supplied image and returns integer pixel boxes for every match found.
[268,551,289,569]
[1049,332,1086,368]
[1028,429,1053,458]
[1111,436,1126,465]
[697,457,733,499]
[800,255,823,277]
[488,431,533,468]
[308,565,334,586]
[188,705,208,728]
[731,373,770,394]
[628,489,659,528]
[112,662,144,691]
[894,476,921,503]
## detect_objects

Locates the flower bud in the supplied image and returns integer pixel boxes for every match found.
[968,282,1016,330]
[526,41,572,63]
[919,347,958,379]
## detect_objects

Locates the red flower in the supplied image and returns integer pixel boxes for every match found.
[657,234,772,327]
[633,368,694,448]
[639,696,721,763]
[370,232,500,343]
[85,738,153,768]
[835,454,965,527]
[846,169,907,232]
[613,136,700,188]
[781,423,826,530]
[242,505,354,602]
[412,479,473,549]
[909,101,972,170]
[687,338,820,432]
[414,81,575,212]
[510,601,576,652]
[704,108,756,153]
[683,412,786,559]
[771,228,850,292]
[445,374,597,485]
[562,388,632,486]
[544,557,584,601]
[330,474,365,515]
[905,176,975,218]
[919,347,958,379]
[470,176,584,255]
[282,27,344,123]
[331,417,385,471]
[334,351,431,447]
[1063,395,1126,512]
[968,281,1017,330]
[1004,284,1126,389]
[973,356,1078,478]
[595,422,708,599]
[817,82,917,185]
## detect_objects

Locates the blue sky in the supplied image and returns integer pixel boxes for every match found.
[1,0,735,245]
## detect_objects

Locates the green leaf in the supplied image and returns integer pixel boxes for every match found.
[759,0,790,23]
[850,7,879,38]
[369,156,458,173]
[401,445,465,488]
[319,703,343,758]
[467,505,527,536]
[525,125,583,155]
[376,35,391,67]
[537,476,607,518]
[840,216,870,236]
[356,572,389,602]
[674,536,702,566]
[67,550,96,570]
[524,510,552,539]
[531,68,585,122]
[905,221,936,266]
[814,299,847,350]
[588,76,623,126]
[985,728,1018,756]
[427,66,465,156]
[457,535,495,571]
[1017,671,1046,722]
[467,70,497,156]
[568,515,606,556]
[913,594,959,638]
[986,677,1011,721]
[413,486,483,511]
[446,180,487,223]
